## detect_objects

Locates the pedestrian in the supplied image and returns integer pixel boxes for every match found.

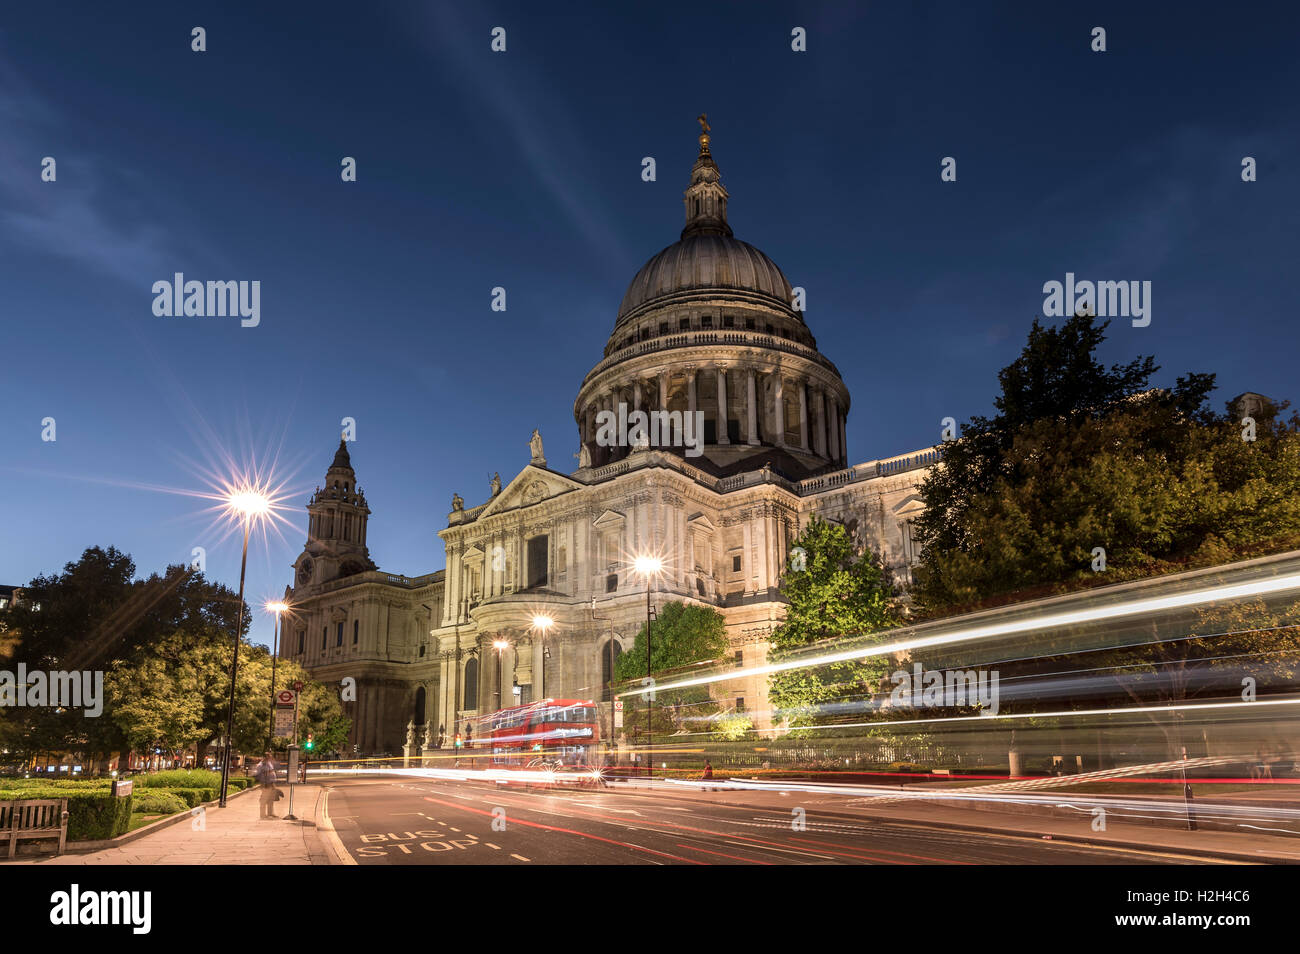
[255,751,279,819]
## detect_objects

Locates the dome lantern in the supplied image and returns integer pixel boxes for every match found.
[681,113,733,240]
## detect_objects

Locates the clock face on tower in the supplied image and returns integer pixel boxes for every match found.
[297,558,313,585]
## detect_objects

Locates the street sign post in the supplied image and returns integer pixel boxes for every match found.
[613,700,624,729]
[285,745,300,821]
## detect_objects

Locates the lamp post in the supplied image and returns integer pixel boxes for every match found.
[492,639,510,712]
[265,600,290,751]
[633,555,663,778]
[531,615,554,703]
[219,489,270,808]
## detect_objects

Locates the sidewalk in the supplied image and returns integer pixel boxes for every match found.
[14,783,334,866]
[608,778,1300,864]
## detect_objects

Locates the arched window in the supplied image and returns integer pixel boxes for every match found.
[463,657,479,710]
[353,620,359,645]
[600,637,623,702]
[414,686,426,725]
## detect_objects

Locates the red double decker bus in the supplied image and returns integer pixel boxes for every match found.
[486,698,601,768]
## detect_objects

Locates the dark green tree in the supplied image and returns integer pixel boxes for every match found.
[768,516,900,727]
[614,601,729,736]
[913,313,1220,613]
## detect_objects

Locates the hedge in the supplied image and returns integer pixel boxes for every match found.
[154,787,215,808]
[131,790,188,815]
[140,769,225,790]
[0,787,133,841]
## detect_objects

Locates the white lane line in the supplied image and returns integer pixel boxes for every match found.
[318,789,358,866]
[485,842,501,850]
[449,826,461,832]
[726,840,833,860]
[510,853,531,862]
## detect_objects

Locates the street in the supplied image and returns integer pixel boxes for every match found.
[319,777,1214,865]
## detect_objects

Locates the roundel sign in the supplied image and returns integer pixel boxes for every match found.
[276,689,297,707]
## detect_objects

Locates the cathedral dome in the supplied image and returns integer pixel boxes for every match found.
[576,118,852,478]
[615,234,795,326]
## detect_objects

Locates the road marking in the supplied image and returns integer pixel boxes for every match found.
[510,853,531,862]
[677,843,774,865]
[486,842,501,849]
[421,794,707,864]
[726,840,833,860]
[318,789,358,866]
[449,826,461,832]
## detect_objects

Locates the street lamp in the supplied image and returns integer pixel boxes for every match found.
[633,555,663,778]
[219,486,271,807]
[265,600,290,751]
[492,639,510,712]
[531,615,554,700]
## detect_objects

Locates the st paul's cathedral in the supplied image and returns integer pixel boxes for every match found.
[281,124,938,755]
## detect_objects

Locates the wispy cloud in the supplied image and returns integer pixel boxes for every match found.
[0,44,222,285]
[411,6,631,267]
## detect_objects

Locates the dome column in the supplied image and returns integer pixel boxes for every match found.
[746,369,759,445]
[814,388,828,458]
[687,369,697,418]
[829,397,841,463]
[716,368,729,444]
[774,374,786,447]
[798,382,810,452]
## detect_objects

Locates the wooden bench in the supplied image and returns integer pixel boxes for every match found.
[1,798,69,858]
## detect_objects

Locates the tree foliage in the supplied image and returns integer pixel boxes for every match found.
[615,601,728,736]
[768,516,900,727]
[913,313,1300,612]
[0,546,346,768]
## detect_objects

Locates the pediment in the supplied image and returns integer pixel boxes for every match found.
[476,465,583,519]
[592,509,626,529]
[463,545,485,561]
[686,513,717,535]
[893,494,925,517]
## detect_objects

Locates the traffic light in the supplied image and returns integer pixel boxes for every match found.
[454,734,463,749]
[303,733,315,753]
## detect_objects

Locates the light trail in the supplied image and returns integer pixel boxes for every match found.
[620,566,1300,698]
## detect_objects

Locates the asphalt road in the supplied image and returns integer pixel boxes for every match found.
[319,777,1210,865]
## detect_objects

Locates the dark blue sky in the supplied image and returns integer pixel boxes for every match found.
[2,1,1297,649]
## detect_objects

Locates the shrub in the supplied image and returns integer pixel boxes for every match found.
[130,790,187,815]
[140,769,224,790]
[153,787,212,808]
[0,787,133,841]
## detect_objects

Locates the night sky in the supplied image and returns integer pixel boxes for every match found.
[2,1,1296,649]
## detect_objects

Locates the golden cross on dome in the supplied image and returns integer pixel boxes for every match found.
[697,113,710,134]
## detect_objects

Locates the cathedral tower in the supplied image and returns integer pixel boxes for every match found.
[293,439,376,587]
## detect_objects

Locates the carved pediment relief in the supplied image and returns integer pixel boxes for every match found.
[592,509,626,529]
[893,494,925,517]
[477,465,583,519]
[687,513,717,535]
